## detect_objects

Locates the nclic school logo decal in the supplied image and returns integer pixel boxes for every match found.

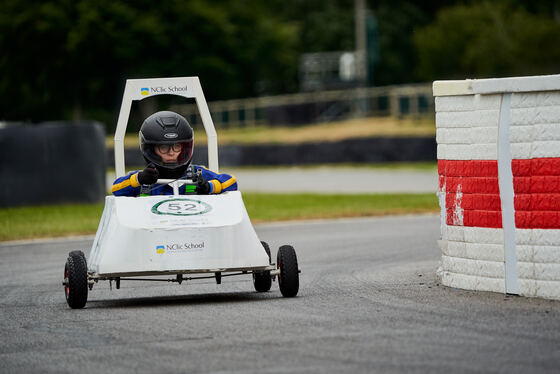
[140,87,149,96]
[155,245,165,254]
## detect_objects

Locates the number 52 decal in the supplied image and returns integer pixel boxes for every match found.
[151,199,212,216]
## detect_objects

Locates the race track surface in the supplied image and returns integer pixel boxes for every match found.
[106,167,438,194]
[1,215,559,373]
[230,167,438,193]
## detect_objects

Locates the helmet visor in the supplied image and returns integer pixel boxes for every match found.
[142,139,194,169]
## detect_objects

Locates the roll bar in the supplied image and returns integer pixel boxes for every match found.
[114,77,218,177]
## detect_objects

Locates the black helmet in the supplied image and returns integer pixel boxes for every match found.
[139,111,194,170]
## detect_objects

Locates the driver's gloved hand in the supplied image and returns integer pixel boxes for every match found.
[137,166,159,185]
[195,176,211,195]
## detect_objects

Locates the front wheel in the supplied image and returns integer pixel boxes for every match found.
[64,250,88,309]
[277,245,299,297]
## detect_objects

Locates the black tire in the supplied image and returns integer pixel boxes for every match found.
[277,245,299,297]
[261,241,271,264]
[253,241,272,292]
[64,250,88,309]
[253,271,272,292]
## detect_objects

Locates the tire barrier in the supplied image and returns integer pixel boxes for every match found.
[0,122,106,207]
[110,136,436,167]
[434,74,560,300]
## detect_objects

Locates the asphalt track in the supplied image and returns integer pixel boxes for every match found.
[228,167,438,194]
[1,215,559,373]
[106,167,438,194]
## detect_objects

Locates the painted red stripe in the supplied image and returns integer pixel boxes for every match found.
[512,158,560,176]
[512,159,560,228]
[440,159,503,228]
[446,193,502,211]
[513,176,560,193]
[442,176,500,194]
[438,159,498,177]
[445,209,502,228]
[514,194,560,211]
[516,212,560,229]
[439,158,560,229]
[463,210,503,228]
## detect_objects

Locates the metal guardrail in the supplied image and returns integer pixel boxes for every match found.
[170,83,434,128]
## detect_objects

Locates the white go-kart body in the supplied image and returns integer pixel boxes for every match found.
[89,191,270,276]
[63,77,299,309]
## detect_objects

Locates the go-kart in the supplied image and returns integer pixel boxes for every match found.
[62,77,300,309]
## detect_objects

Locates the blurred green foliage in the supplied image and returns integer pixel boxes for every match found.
[0,0,299,122]
[0,0,558,124]
[414,1,560,80]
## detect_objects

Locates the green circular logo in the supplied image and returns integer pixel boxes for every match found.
[151,198,212,216]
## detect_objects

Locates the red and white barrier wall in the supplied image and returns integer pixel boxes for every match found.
[434,74,560,300]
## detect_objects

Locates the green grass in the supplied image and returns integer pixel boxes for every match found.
[0,203,105,241]
[0,193,438,242]
[244,193,438,222]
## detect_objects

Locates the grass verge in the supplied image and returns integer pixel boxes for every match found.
[0,193,438,242]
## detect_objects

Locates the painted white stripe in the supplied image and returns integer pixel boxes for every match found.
[446,226,504,244]
[435,94,501,112]
[436,110,500,128]
[510,92,560,108]
[433,74,560,96]
[437,143,498,160]
[497,93,519,294]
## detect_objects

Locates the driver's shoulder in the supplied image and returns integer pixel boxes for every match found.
[192,164,214,175]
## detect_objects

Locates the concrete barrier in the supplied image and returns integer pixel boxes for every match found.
[434,74,560,300]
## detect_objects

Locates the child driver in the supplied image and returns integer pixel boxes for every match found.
[111,111,237,196]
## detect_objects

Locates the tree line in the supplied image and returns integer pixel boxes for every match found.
[1,0,558,124]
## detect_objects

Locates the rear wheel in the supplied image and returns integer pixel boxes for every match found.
[64,250,88,309]
[253,242,272,292]
[277,245,299,297]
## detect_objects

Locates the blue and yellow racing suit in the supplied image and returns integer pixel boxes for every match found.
[111,165,237,196]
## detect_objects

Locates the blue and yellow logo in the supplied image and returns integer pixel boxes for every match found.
[156,245,165,254]
[141,87,149,96]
